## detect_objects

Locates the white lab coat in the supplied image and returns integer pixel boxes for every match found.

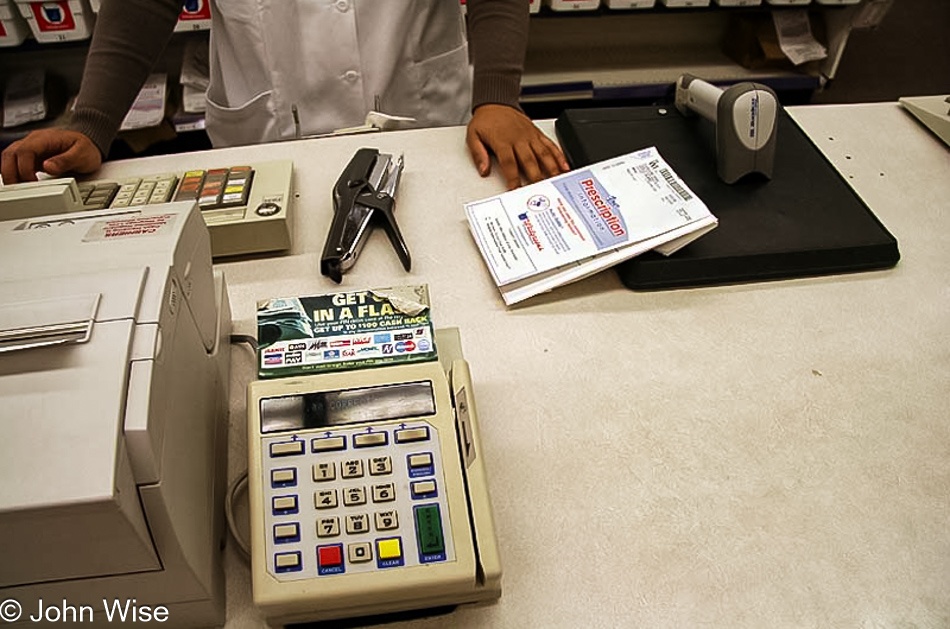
[204,0,473,147]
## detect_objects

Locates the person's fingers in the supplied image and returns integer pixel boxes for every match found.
[466,125,492,177]
[514,141,543,185]
[1,130,101,184]
[467,104,571,188]
[43,141,101,177]
[494,145,521,190]
[538,134,570,175]
[15,145,39,183]
[0,141,27,184]
[1,140,40,183]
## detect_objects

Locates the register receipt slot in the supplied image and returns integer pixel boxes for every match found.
[247,328,502,626]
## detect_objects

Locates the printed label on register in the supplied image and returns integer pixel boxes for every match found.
[83,213,178,242]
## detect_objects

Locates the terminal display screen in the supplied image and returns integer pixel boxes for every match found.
[259,381,435,433]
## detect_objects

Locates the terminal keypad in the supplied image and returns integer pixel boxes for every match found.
[261,421,455,581]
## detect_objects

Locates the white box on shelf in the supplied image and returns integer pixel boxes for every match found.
[529,0,541,12]
[0,0,29,46]
[659,0,712,7]
[14,0,93,43]
[545,0,601,11]
[605,0,657,8]
[714,0,762,5]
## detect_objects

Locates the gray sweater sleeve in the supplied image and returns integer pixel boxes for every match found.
[467,0,530,113]
[69,0,183,155]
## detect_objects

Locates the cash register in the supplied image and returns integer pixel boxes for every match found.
[0,159,294,258]
[0,201,231,628]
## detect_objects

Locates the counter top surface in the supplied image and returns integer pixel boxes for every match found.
[97,102,950,629]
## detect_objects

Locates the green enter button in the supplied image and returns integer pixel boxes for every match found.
[414,504,446,557]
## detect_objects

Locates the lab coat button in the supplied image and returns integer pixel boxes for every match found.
[343,70,360,83]
[335,0,349,11]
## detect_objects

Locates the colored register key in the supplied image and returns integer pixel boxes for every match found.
[377,538,402,561]
[198,168,228,207]
[174,170,205,202]
[414,504,445,555]
[318,544,343,569]
[218,166,254,208]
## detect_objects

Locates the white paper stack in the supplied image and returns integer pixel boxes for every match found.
[465,147,718,306]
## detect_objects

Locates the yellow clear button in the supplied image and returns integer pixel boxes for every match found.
[377,538,402,561]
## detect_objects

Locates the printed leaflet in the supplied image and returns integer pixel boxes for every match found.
[464,146,718,305]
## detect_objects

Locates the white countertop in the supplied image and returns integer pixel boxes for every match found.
[96,102,950,629]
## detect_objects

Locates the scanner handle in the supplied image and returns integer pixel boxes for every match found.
[675,74,720,121]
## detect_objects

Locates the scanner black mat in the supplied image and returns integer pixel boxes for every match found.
[554,106,900,290]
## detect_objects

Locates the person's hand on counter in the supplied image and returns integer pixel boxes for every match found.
[1,129,102,184]
[466,103,570,190]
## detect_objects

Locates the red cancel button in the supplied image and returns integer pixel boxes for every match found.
[318,544,343,569]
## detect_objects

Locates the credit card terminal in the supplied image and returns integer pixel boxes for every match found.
[246,328,502,626]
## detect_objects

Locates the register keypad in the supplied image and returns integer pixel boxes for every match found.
[77,166,256,212]
[174,166,254,209]
[260,422,455,580]
[77,174,178,210]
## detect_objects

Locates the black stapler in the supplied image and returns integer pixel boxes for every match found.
[320,148,410,283]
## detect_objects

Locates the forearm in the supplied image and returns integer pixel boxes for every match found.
[70,0,183,155]
[466,0,529,112]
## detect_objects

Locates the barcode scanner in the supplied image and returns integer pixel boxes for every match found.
[675,74,779,184]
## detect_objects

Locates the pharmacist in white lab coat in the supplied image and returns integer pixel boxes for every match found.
[2,0,568,190]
